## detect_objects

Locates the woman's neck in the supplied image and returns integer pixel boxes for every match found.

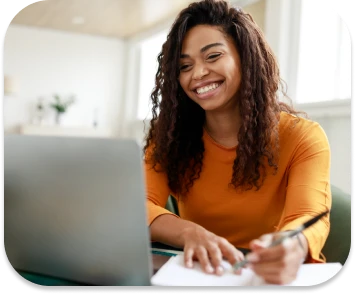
[204,110,241,148]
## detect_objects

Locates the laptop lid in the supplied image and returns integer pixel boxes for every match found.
[4,135,152,286]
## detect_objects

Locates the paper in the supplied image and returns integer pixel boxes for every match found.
[151,255,342,286]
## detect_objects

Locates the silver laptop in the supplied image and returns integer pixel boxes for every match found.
[4,135,152,286]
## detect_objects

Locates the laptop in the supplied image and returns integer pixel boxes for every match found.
[4,135,152,286]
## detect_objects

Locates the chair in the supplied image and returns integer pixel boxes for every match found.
[322,185,351,265]
[165,195,179,215]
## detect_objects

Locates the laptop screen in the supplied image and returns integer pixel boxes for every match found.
[4,135,152,286]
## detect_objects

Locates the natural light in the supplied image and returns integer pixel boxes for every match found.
[137,30,168,120]
[136,0,351,120]
[296,0,351,103]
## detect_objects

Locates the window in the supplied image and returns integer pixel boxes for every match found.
[137,30,168,120]
[295,0,351,103]
[136,0,351,117]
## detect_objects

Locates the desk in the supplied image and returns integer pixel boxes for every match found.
[16,243,249,286]
[17,252,172,286]
[17,242,182,285]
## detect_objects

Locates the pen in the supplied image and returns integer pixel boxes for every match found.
[233,209,329,270]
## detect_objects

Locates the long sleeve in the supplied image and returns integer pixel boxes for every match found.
[143,113,331,261]
[276,122,331,263]
[144,150,179,226]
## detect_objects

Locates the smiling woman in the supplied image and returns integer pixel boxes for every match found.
[178,26,242,116]
[143,0,331,285]
[178,26,243,148]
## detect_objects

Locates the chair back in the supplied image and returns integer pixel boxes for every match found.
[165,195,179,215]
[322,185,351,265]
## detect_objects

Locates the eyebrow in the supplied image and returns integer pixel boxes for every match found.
[180,42,224,58]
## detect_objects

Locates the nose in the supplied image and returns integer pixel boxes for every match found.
[192,62,209,80]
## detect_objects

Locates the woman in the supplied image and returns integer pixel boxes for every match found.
[143,0,330,285]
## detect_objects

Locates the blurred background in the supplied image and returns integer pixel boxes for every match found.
[3,0,351,194]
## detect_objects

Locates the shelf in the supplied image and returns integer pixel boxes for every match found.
[20,124,113,138]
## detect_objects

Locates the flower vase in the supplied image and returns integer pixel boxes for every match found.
[55,112,63,125]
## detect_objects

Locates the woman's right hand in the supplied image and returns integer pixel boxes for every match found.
[181,226,244,275]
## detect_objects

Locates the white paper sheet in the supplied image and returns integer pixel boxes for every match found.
[151,255,342,286]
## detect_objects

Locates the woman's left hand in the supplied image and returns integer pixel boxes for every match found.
[245,232,308,284]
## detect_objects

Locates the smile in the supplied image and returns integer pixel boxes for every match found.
[195,82,222,94]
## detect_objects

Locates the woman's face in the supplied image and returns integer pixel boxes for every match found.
[178,25,242,112]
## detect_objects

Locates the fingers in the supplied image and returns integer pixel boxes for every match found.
[247,235,303,285]
[250,258,298,285]
[184,247,194,268]
[207,245,224,275]
[249,238,291,263]
[195,246,214,274]
[218,238,245,276]
[184,245,215,274]
[249,259,283,275]
[249,233,273,251]
[186,244,225,275]
[248,241,293,273]
[219,238,244,265]
[183,237,244,275]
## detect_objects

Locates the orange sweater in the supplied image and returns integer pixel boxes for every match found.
[145,112,331,263]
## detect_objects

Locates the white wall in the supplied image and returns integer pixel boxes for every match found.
[4,25,126,135]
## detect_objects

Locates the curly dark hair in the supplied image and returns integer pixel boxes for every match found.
[143,0,302,198]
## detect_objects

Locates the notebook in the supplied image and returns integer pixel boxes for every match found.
[4,135,152,286]
[151,255,342,286]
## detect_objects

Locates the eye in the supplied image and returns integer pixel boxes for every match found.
[179,64,191,72]
[207,53,222,60]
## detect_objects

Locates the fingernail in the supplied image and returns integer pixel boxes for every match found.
[186,261,193,268]
[246,253,259,262]
[205,265,214,273]
[282,238,292,248]
[216,266,224,275]
[234,268,242,275]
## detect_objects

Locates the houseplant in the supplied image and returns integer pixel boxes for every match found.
[50,94,75,125]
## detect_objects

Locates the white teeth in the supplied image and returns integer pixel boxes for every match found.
[196,83,220,94]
